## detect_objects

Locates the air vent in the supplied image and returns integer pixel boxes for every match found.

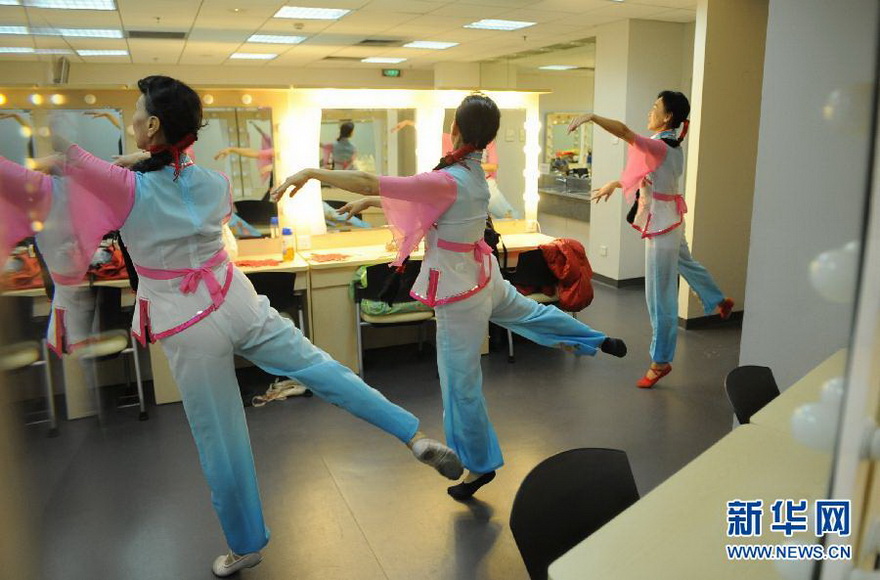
[127,30,188,40]
[356,38,403,47]
[322,56,361,61]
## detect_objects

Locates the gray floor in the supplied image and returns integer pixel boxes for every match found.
[18,283,740,580]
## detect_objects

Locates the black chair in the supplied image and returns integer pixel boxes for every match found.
[353,260,433,377]
[247,272,306,336]
[724,365,780,424]
[501,249,562,363]
[510,448,640,580]
[324,199,363,221]
[234,199,277,227]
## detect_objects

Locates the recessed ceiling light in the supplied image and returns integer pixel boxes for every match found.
[77,49,128,56]
[0,0,20,5]
[539,65,578,70]
[230,52,277,60]
[33,27,124,38]
[35,48,73,54]
[361,57,406,64]
[464,19,535,31]
[0,46,34,53]
[274,6,350,20]
[0,26,30,35]
[24,0,116,9]
[229,7,244,13]
[402,41,458,50]
[247,34,306,44]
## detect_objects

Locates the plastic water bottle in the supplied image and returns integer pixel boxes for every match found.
[281,227,296,262]
[269,216,280,239]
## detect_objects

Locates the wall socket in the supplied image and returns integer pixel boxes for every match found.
[599,245,608,257]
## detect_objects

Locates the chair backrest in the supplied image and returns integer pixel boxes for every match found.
[505,249,557,288]
[510,448,640,580]
[324,199,363,220]
[724,365,780,424]
[247,272,298,314]
[234,199,277,226]
[357,260,423,304]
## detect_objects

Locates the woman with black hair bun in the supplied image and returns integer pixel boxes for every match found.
[332,120,357,169]
[0,75,463,577]
[274,94,627,501]
[569,91,734,388]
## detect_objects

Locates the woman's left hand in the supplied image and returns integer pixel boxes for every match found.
[567,114,593,134]
[271,169,312,202]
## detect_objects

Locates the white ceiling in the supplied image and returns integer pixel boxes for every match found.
[0,0,696,69]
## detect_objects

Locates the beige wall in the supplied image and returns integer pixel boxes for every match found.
[0,61,435,89]
[681,0,767,319]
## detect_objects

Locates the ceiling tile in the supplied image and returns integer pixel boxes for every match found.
[0,6,28,25]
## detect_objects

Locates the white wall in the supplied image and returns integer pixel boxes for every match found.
[739,0,877,390]
[590,19,689,281]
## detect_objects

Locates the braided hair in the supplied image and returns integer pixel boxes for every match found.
[434,93,500,170]
[130,76,205,178]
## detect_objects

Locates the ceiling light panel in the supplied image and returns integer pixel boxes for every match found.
[403,41,458,50]
[273,6,350,20]
[361,57,406,64]
[463,19,535,31]
[25,0,116,8]
[247,34,306,44]
[77,49,127,56]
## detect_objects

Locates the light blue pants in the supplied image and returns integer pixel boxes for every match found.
[644,225,725,364]
[434,257,607,474]
[160,269,419,555]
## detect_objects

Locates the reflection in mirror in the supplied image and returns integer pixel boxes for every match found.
[56,109,124,162]
[545,112,591,176]
[318,109,416,231]
[442,108,523,220]
[0,110,34,165]
[193,107,274,201]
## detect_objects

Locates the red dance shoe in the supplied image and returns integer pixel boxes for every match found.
[636,364,672,389]
[717,297,734,320]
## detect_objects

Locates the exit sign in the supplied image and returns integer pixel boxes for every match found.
[382,68,401,77]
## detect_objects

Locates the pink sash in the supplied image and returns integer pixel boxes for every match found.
[436,238,493,287]
[134,249,230,308]
[652,192,688,215]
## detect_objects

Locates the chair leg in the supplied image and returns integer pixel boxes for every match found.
[130,334,148,421]
[418,323,424,354]
[355,303,365,378]
[298,308,306,339]
[41,340,58,437]
[507,328,515,363]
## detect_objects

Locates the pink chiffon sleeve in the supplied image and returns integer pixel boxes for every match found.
[0,157,53,260]
[379,171,457,267]
[56,145,135,283]
[619,134,668,204]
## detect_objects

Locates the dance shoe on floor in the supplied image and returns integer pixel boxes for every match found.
[412,438,464,480]
[212,551,262,577]
[636,364,672,389]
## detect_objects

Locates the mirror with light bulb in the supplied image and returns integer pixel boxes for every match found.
[442,107,526,221]
[192,107,274,202]
[318,108,416,230]
[0,109,34,165]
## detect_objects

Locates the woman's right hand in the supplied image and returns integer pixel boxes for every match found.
[337,198,373,220]
[214,148,232,161]
[567,113,593,134]
[590,181,618,203]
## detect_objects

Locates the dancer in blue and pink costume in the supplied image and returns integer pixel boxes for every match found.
[0,75,461,578]
[569,91,734,388]
[274,94,627,501]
